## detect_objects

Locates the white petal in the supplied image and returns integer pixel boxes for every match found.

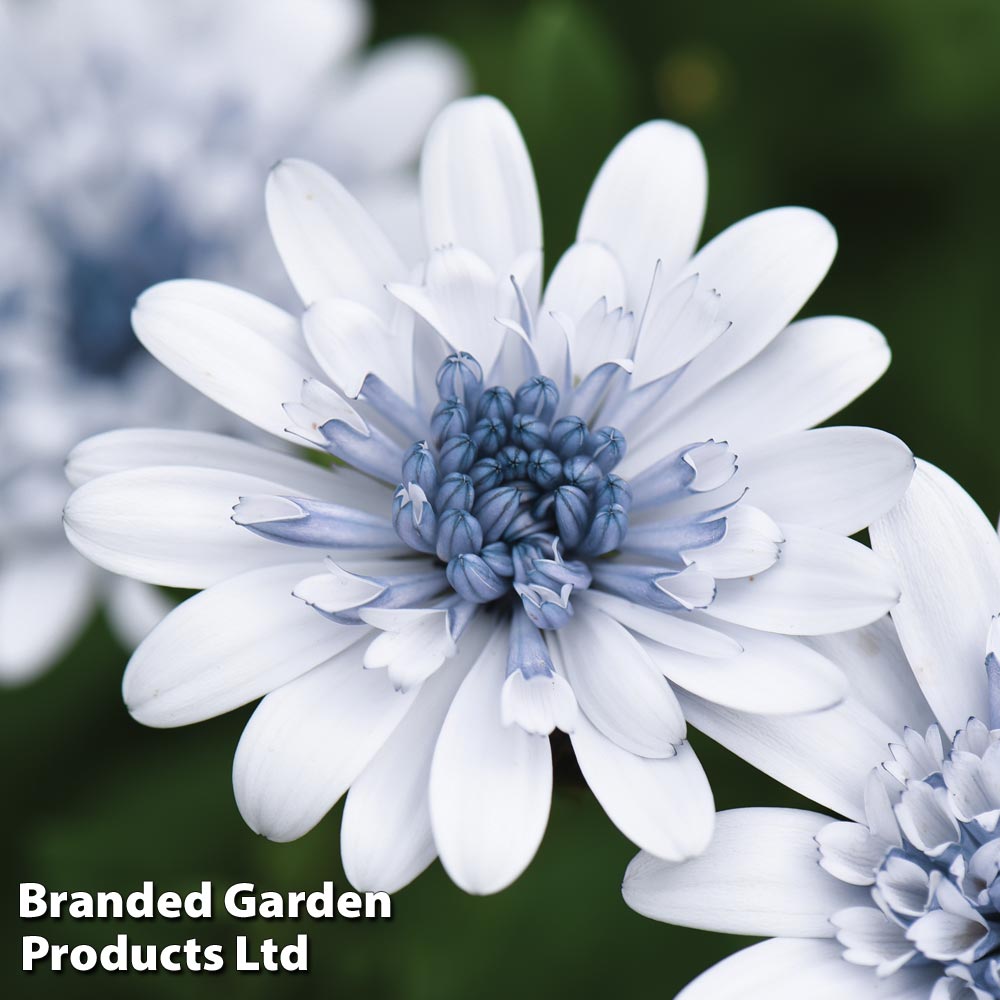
[816,821,888,887]
[293,563,384,614]
[571,715,714,860]
[233,644,415,842]
[622,315,889,476]
[907,907,987,964]
[341,615,491,892]
[633,273,729,388]
[265,158,404,313]
[737,427,915,536]
[894,782,959,857]
[103,576,175,650]
[870,460,1000,737]
[0,544,95,684]
[833,906,917,974]
[675,938,935,1000]
[663,208,838,415]
[680,690,899,823]
[66,429,368,502]
[577,120,706,305]
[542,240,625,324]
[876,854,937,916]
[688,504,783,579]
[640,622,848,715]
[802,616,935,737]
[302,298,413,401]
[706,525,901,635]
[501,670,578,737]
[282,372,371,447]
[578,589,742,657]
[554,609,685,756]
[624,807,863,936]
[429,621,552,894]
[539,240,625,380]
[63,466,321,589]
[360,607,456,691]
[389,246,505,371]
[132,280,321,444]
[945,748,1000,827]
[421,96,542,279]
[656,564,717,612]
[123,563,364,727]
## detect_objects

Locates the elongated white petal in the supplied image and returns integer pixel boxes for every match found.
[578,589,742,658]
[554,609,685,756]
[265,158,404,313]
[870,460,1000,737]
[737,427,914,536]
[132,280,322,445]
[0,545,95,684]
[707,525,900,635]
[571,715,714,860]
[234,644,415,842]
[66,429,365,501]
[665,208,838,414]
[675,938,935,1000]
[802,616,935,737]
[624,808,864,935]
[123,563,364,727]
[341,615,490,892]
[640,623,848,715]
[421,96,541,280]
[578,120,706,304]
[680,690,898,822]
[429,621,552,894]
[64,466,324,589]
[622,315,889,476]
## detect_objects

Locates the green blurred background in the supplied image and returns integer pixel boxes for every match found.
[7,0,1000,995]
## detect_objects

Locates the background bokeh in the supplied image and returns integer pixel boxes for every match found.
[7,0,1000,995]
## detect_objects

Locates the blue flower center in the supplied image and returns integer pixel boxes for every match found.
[392,352,631,629]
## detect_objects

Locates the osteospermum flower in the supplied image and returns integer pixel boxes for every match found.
[623,461,1000,999]
[64,95,913,894]
[0,0,464,682]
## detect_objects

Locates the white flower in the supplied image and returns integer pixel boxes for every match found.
[623,460,1000,999]
[0,0,465,683]
[64,95,913,895]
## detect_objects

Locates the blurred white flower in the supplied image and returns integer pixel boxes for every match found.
[0,0,466,682]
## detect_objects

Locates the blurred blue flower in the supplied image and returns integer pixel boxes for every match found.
[0,0,465,682]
